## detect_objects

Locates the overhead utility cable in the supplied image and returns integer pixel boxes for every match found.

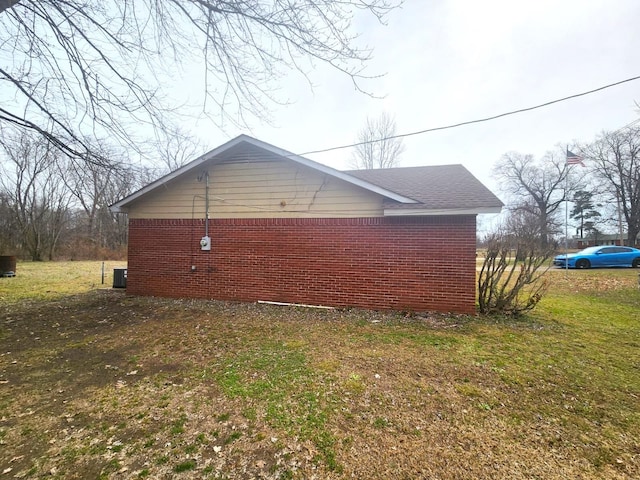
[297,74,640,157]
[612,117,640,134]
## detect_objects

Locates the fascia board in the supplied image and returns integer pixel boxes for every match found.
[384,206,503,216]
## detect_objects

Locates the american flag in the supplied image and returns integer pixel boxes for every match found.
[566,150,585,166]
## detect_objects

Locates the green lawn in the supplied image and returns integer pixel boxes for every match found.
[0,262,638,479]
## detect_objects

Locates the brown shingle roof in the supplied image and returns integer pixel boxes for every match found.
[346,165,503,212]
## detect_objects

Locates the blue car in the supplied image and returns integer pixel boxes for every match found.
[554,246,640,269]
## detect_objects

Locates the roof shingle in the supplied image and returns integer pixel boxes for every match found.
[345,165,503,212]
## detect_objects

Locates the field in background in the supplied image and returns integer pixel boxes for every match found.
[0,260,126,302]
[0,262,638,479]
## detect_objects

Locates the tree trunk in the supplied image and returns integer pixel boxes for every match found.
[629,226,639,247]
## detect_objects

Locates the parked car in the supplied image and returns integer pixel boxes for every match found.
[553,246,640,269]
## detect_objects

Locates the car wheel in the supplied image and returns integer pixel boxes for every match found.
[633,258,640,268]
[576,259,590,269]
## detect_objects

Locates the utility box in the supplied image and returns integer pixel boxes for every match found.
[113,268,127,288]
[0,256,16,277]
[200,235,211,251]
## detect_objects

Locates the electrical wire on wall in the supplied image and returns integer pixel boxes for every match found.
[199,171,212,251]
[190,194,206,269]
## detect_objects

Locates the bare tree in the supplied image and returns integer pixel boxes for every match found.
[1,0,399,165]
[351,112,404,169]
[155,126,208,175]
[494,150,579,246]
[100,168,135,250]
[581,125,640,246]
[502,203,545,241]
[62,146,126,244]
[0,190,17,254]
[0,130,72,260]
[60,139,146,255]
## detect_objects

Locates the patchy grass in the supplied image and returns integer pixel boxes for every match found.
[0,260,124,303]
[0,262,638,478]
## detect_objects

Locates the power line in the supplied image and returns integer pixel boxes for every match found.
[298,75,640,157]
[612,117,640,134]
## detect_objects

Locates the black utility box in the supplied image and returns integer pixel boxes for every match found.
[113,268,127,288]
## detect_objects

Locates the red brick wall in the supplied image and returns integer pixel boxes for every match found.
[127,216,477,314]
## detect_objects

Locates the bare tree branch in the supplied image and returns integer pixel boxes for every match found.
[0,129,72,260]
[581,125,640,246]
[478,228,553,315]
[1,0,400,165]
[493,149,584,245]
[351,112,404,169]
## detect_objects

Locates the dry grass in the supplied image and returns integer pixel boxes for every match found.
[0,262,638,478]
[0,260,125,302]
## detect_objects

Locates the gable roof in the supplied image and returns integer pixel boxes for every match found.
[110,134,503,215]
[110,135,417,213]
[346,165,503,215]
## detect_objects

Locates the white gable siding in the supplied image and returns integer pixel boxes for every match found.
[126,154,384,219]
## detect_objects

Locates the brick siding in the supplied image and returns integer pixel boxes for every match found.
[127,216,477,314]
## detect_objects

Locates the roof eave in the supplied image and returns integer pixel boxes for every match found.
[109,136,250,213]
[384,206,503,216]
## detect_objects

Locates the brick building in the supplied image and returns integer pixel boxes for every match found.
[110,135,502,314]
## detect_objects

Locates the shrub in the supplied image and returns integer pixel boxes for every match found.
[477,232,553,315]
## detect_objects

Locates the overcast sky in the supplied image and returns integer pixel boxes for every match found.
[181,0,639,203]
